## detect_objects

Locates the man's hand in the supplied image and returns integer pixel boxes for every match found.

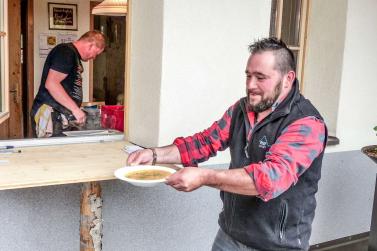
[166,167,209,192]
[127,149,154,166]
[71,107,86,125]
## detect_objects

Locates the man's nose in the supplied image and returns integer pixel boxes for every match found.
[247,77,257,89]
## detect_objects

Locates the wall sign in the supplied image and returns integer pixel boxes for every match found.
[48,3,78,31]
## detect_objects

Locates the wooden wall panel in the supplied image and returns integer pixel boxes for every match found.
[3,0,23,139]
[25,0,34,138]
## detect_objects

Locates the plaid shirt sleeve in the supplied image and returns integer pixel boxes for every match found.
[244,116,326,201]
[173,102,238,167]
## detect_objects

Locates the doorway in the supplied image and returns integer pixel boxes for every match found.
[90,2,126,106]
[0,0,33,139]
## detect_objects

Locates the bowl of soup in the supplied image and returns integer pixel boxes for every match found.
[114,165,176,187]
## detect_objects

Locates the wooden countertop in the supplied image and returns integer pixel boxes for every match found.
[0,140,128,191]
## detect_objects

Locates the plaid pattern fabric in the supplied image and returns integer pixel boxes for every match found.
[173,102,325,201]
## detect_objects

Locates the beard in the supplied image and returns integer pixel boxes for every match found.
[247,80,282,113]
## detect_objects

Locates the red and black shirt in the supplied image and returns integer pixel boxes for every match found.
[173,99,325,201]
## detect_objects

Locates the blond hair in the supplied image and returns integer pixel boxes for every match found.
[78,30,106,49]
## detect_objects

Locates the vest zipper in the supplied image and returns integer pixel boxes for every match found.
[279,200,288,241]
[227,194,236,232]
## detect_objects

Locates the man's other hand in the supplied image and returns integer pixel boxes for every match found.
[72,108,86,125]
[166,167,208,192]
[127,149,154,166]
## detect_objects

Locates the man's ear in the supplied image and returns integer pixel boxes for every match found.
[284,70,296,88]
[88,42,96,50]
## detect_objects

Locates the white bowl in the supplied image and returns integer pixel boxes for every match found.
[114,165,176,187]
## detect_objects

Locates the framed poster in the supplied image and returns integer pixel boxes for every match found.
[48,3,78,30]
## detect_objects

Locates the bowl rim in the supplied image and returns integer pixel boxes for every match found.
[114,165,176,184]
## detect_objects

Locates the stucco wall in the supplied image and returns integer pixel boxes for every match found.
[328,0,377,152]
[127,0,164,147]
[303,0,347,137]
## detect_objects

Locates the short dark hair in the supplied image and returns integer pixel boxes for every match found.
[248,37,296,74]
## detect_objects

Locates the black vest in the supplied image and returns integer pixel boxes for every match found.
[218,80,327,251]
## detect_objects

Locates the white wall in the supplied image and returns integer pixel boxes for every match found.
[33,0,91,101]
[304,0,347,137]
[128,0,164,147]
[326,0,377,153]
[129,0,272,165]
[159,0,271,165]
[311,151,375,244]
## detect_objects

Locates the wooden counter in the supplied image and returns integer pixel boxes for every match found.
[0,140,128,191]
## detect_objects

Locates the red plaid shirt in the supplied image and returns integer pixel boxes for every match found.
[173,101,326,201]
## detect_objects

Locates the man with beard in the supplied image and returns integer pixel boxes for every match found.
[127,38,327,251]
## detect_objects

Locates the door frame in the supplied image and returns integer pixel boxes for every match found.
[89,1,99,102]
[89,0,131,137]
[0,0,23,139]
[24,0,34,138]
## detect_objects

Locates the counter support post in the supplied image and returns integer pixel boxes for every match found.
[80,181,103,251]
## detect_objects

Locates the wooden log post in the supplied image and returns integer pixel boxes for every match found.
[80,181,103,251]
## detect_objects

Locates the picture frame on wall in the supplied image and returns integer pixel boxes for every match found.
[48,3,78,30]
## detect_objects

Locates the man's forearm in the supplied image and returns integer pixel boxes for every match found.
[155,145,182,164]
[45,69,81,114]
[203,168,259,196]
[46,81,80,113]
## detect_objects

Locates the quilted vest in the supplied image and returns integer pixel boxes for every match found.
[218,80,327,251]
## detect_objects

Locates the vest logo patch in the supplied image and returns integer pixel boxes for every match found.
[259,136,270,149]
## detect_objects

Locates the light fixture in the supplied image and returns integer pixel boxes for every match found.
[92,0,127,16]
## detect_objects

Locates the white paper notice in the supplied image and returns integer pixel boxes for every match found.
[123,144,144,154]
[58,33,77,44]
[39,33,57,58]
[39,33,78,58]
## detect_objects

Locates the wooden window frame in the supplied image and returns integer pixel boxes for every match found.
[270,0,309,90]
[0,0,10,124]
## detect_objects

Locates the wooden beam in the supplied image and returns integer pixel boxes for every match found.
[89,1,100,102]
[26,0,34,138]
[8,0,23,139]
[124,0,132,139]
[275,0,284,39]
[80,181,103,251]
[298,0,310,91]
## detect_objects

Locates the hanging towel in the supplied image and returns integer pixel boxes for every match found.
[34,104,53,138]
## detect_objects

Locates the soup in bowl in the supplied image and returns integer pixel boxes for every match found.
[126,169,172,180]
[114,165,176,187]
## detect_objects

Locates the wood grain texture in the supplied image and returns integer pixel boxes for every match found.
[0,141,128,190]
[25,0,35,138]
[124,0,132,139]
[80,181,102,251]
[8,0,23,139]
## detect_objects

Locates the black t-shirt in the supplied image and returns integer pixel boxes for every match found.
[31,43,83,117]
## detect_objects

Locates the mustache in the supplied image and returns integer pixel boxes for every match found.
[247,89,262,95]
